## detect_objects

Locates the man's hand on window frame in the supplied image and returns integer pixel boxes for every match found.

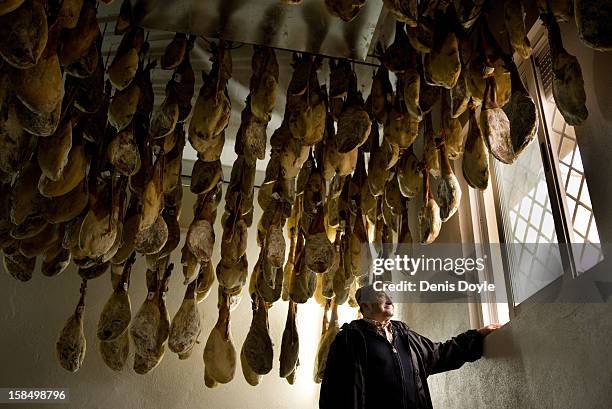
[478,323,502,337]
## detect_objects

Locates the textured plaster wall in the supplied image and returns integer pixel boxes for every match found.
[402,302,612,409]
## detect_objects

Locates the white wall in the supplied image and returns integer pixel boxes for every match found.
[403,301,612,409]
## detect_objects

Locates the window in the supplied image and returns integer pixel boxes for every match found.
[538,79,603,274]
[472,23,603,322]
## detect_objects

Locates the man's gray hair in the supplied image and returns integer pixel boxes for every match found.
[355,283,393,306]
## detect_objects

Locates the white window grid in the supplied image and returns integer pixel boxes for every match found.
[535,43,603,274]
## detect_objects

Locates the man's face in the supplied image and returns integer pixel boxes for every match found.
[363,291,394,320]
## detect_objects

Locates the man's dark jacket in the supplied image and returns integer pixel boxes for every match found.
[319,319,484,409]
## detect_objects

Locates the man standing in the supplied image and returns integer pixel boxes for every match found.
[319,284,500,409]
